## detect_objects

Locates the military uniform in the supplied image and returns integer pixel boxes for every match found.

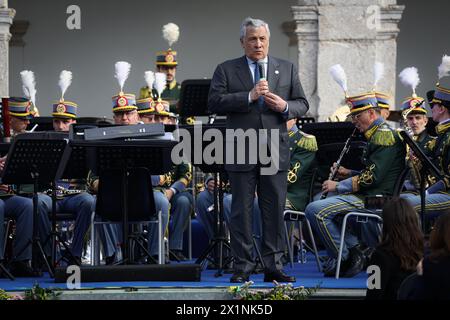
[305,92,406,274]
[286,128,318,211]
[139,80,181,114]
[139,41,181,114]
[37,76,95,263]
[149,162,193,259]
[401,64,450,220]
[0,97,51,276]
[403,115,450,219]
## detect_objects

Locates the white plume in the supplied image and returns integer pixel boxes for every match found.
[329,64,348,94]
[162,23,180,47]
[399,67,420,96]
[58,70,73,100]
[438,54,450,80]
[114,61,131,92]
[373,62,385,89]
[144,71,155,91]
[154,72,167,98]
[20,70,37,106]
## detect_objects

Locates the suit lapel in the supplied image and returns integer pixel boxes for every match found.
[268,56,280,93]
[236,56,254,92]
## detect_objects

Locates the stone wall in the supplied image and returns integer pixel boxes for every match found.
[292,0,404,121]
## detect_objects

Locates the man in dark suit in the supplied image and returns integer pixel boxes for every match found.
[208,17,309,283]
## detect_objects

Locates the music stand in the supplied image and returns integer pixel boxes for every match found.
[72,138,177,265]
[180,123,234,277]
[399,130,443,231]
[178,79,212,124]
[2,132,68,277]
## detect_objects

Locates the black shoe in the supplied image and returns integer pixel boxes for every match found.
[169,250,187,261]
[230,271,250,283]
[105,253,116,265]
[9,260,43,277]
[342,246,365,278]
[362,247,375,269]
[264,270,296,283]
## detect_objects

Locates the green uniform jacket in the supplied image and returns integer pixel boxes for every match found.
[286,130,317,211]
[139,80,181,114]
[351,120,406,197]
[424,121,450,192]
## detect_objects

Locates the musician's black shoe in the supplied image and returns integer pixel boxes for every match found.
[9,260,43,278]
[342,246,365,278]
[230,271,250,283]
[264,270,296,283]
[105,253,116,265]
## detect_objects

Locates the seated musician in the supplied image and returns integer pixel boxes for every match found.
[397,67,435,192]
[285,118,318,258]
[305,90,406,278]
[38,71,95,265]
[148,100,193,261]
[401,72,450,221]
[0,97,49,277]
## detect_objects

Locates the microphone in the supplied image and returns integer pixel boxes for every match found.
[257,60,266,81]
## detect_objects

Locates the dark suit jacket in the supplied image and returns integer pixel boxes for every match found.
[208,55,309,172]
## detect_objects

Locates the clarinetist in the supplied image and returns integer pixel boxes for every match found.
[305,64,406,278]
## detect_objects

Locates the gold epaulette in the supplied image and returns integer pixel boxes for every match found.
[297,131,318,152]
[371,127,396,146]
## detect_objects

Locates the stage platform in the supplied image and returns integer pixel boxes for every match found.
[0,253,368,300]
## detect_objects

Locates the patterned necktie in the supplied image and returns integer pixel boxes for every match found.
[253,62,264,108]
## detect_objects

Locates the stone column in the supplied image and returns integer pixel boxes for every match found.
[292,0,404,121]
[0,0,15,97]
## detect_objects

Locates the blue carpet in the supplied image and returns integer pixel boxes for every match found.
[0,254,367,291]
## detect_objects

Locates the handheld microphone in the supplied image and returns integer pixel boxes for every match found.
[257,60,266,81]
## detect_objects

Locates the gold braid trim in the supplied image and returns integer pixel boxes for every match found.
[352,176,360,192]
[287,162,301,184]
[358,164,376,187]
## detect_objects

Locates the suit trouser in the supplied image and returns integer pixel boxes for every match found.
[401,192,450,220]
[305,194,363,261]
[196,191,262,255]
[228,168,286,273]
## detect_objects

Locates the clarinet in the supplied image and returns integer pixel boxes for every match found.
[320,127,357,200]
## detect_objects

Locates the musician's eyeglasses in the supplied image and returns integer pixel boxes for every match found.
[349,110,368,120]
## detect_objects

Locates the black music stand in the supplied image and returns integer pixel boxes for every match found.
[399,131,443,232]
[2,132,68,277]
[180,123,234,277]
[178,79,212,124]
[72,138,177,265]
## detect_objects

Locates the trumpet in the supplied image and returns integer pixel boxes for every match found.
[320,128,357,200]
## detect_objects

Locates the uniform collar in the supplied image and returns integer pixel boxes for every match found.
[364,117,385,140]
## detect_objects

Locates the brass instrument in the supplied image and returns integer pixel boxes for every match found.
[45,186,85,198]
[320,128,357,200]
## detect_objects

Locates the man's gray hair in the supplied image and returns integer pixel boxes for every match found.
[240,17,270,39]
